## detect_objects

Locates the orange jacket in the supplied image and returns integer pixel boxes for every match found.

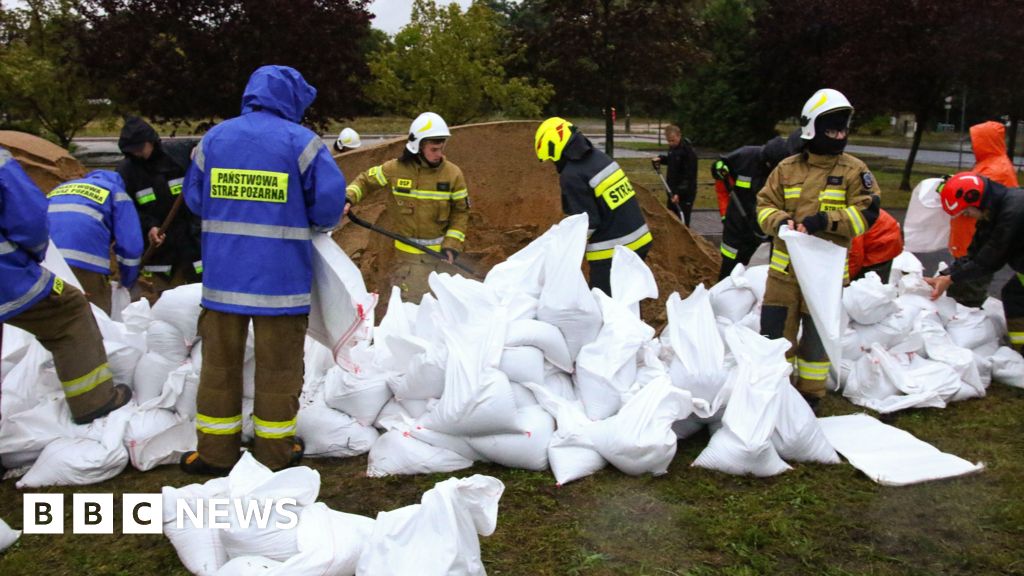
[714,179,729,217]
[949,121,1020,258]
[849,209,903,279]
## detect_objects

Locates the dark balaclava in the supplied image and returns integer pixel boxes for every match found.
[807,109,851,156]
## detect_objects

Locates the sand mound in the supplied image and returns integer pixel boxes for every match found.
[333,120,719,326]
[0,131,86,193]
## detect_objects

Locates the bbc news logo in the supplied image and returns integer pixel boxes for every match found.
[22,494,299,534]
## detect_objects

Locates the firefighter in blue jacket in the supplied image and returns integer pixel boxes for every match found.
[181,65,347,474]
[47,170,143,315]
[0,148,132,424]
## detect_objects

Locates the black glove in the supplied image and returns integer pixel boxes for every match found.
[711,159,729,180]
[801,212,829,235]
[443,248,459,262]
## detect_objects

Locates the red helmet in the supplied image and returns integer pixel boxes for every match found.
[939,172,986,216]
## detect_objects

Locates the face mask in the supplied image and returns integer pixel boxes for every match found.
[807,132,847,155]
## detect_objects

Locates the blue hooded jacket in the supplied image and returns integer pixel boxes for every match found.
[184,65,347,316]
[47,170,144,288]
[0,147,56,322]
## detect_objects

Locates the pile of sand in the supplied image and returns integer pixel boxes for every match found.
[0,131,86,193]
[333,121,719,327]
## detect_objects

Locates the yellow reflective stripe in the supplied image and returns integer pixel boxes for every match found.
[346,184,363,203]
[734,178,752,189]
[392,189,454,201]
[758,207,779,226]
[770,249,790,274]
[1009,332,1024,344]
[253,415,297,439]
[62,363,112,398]
[451,189,468,200]
[798,359,831,380]
[819,189,846,201]
[584,231,653,261]
[368,165,387,186]
[783,187,802,199]
[720,243,738,259]
[394,239,441,254]
[845,206,866,236]
[196,413,242,435]
[445,229,465,242]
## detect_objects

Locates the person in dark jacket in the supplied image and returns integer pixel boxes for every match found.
[180,65,347,475]
[652,124,698,225]
[116,116,201,303]
[926,172,1024,352]
[535,117,653,296]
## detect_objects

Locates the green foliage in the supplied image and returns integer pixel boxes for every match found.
[366,0,553,124]
[0,1,106,146]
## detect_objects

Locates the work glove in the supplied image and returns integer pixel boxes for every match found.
[800,212,829,235]
[711,159,729,180]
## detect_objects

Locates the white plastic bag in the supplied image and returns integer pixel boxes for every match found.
[902,178,950,253]
[710,264,758,323]
[664,286,727,404]
[151,283,203,343]
[323,365,392,426]
[366,429,474,478]
[308,233,376,366]
[780,226,845,371]
[0,516,20,553]
[843,272,898,325]
[296,403,379,458]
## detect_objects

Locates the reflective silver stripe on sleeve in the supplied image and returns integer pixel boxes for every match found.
[203,287,311,309]
[168,177,184,187]
[203,219,312,241]
[586,224,651,252]
[0,240,16,255]
[0,269,52,316]
[0,148,10,165]
[30,241,48,254]
[135,187,154,200]
[588,161,621,189]
[193,141,205,171]
[298,137,322,175]
[60,248,111,269]
[48,203,105,223]
[410,236,445,245]
[114,192,132,203]
[144,265,172,273]
[117,255,142,266]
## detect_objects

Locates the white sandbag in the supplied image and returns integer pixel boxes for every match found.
[484,228,551,299]
[17,409,131,488]
[108,281,132,322]
[499,346,546,389]
[946,305,999,350]
[147,320,189,363]
[710,264,758,322]
[356,475,504,576]
[388,344,446,400]
[151,283,203,343]
[902,178,950,253]
[2,338,62,420]
[991,346,1024,388]
[105,339,144,386]
[818,413,983,486]
[509,382,539,408]
[504,319,573,372]
[982,297,1007,337]
[122,298,153,334]
[220,468,317,562]
[215,557,280,576]
[543,364,577,401]
[308,233,376,366]
[742,264,769,303]
[163,477,232,576]
[851,311,912,352]
[916,312,985,400]
[0,516,20,553]
[664,286,727,405]
[0,396,76,460]
[127,417,196,471]
[429,272,500,326]
[169,364,201,419]
[609,244,658,315]
[843,272,899,325]
[322,366,392,426]
[133,351,182,403]
[536,214,603,360]
[888,251,925,286]
[296,403,379,458]
[366,429,474,478]
[465,405,555,471]
[262,503,375,576]
[780,226,845,371]
[771,384,840,464]
[590,376,694,476]
[524,382,605,485]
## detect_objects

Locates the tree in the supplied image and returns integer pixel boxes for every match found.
[365,0,553,124]
[79,0,374,127]
[0,1,106,146]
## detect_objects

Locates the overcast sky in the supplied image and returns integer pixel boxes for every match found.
[369,0,473,35]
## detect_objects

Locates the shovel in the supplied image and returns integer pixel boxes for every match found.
[345,211,481,278]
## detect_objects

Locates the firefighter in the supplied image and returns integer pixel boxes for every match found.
[116,116,202,303]
[180,65,347,474]
[334,127,362,153]
[712,130,801,280]
[1,148,132,424]
[47,170,144,315]
[344,112,469,303]
[756,89,881,411]
[535,117,653,296]
[925,173,1024,352]
[652,124,698,225]
[946,121,1020,307]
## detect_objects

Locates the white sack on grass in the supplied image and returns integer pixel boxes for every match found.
[888,251,926,286]
[590,375,694,476]
[818,413,984,486]
[524,382,605,485]
[17,408,132,488]
[536,214,602,361]
[946,305,999,350]
[322,365,392,426]
[991,346,1024,388]
[484,228,551,300]
[105,339,144,387]
[147,320,189,363]
[464,405,555,471]
[163,477,232,576]
[916,312,985,399]
[772,384,840,464]
[127,417,196,471]
[296,403,379,458]
[170,364,201,419]
[1,340,62,422]
[510,382,539,408]
[610,245,658,316]
[390,345,446,401]
[544,364,577,401]
[356,475,504,576]
[743,265,769,304]
[844,344,964,413]
[499,346,546,390]
[366,429,474,478]
[0,516,20,552]
[843,272,898,325]
[122,298,153,334]
[215,557,280,575]
[780,226,845,371]
[710,264,758,322]
[902,178,950,253]
[308,233,376,367]
[151,283,203,344]
[982,297,1007,337]
[133,351,182,403]
[255,503,375,576]
[504,319,573,372]
[429,272,500,327]
[665,286,727,405]
[0,396,75,461]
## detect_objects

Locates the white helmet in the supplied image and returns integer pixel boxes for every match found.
[799,88,853,140]
[335,127,361,151]
[406,112,451,154]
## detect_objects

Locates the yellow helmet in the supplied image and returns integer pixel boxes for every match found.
[535,117,574,162]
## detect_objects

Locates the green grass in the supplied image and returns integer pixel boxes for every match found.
[1,385,1022,575]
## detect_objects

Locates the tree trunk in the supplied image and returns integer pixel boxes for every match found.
[900,107,930,191]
